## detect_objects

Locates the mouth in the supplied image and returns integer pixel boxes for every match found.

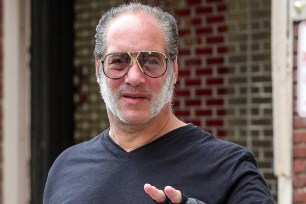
[123,93,147,99]
[121,92,151,105]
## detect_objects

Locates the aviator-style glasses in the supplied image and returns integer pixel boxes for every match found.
[101,51,168,79]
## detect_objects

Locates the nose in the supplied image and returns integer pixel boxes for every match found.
[124,59,145,86]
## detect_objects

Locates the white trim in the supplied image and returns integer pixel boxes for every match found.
[297,21,306,118]
[272,0,293,203]
[3,0,31,203]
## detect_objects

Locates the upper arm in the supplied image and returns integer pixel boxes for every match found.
[225,151,275,204]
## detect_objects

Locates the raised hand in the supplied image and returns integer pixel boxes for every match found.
[144,183,183,203]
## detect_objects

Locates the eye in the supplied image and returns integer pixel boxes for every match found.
[147,57,160,65]
[110,58,125,64]
[140,52,163,66]
[107,54,129,65]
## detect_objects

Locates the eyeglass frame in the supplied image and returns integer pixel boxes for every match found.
[100,50,169,80]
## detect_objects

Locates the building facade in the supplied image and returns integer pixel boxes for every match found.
[0,0,305,203]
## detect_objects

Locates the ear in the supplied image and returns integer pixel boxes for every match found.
[172,56,179,84]
[95,56,100,82]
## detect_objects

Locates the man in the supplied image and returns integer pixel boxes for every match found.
[43,2,275,204]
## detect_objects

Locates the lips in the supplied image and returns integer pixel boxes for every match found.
[122,92,149,104]
[123,93,147,99]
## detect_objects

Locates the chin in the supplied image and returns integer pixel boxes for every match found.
[118,114,153,125]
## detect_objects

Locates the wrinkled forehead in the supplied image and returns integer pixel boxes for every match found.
[105,13,167,53]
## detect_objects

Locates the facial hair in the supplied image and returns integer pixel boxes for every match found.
[98,64,174,125]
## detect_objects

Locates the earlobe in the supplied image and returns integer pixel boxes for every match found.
[95,56,99,77]
[173,56,179,84]
[95,56,100,82]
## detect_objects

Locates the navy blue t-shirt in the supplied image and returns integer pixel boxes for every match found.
[43,124,275,204]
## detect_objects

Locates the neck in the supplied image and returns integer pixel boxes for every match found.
[107,105,186,152]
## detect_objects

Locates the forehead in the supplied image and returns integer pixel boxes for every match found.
[105,13,166,52]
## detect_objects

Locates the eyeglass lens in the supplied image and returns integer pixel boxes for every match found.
[103,51,167,79]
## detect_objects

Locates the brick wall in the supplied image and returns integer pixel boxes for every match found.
[159,0,228,138]
[224,0,277,197]
[73,0,277,199]
[293,22,306,204]
[74,0,124,142]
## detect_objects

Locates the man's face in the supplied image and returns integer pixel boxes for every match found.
[97,13,177,125]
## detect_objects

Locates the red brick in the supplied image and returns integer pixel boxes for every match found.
[294,160,306,173]
[179,49,191,56]
[206,16,225,24]
[294,145,306,158]
[293,54,298,68]
[175,110,191,117]
[192,18,202,25]
[293,101,298,113]
[196,89,213,96]
[293,22,306,202]
[207,119,223,126]
[185,59,202,66]
[179,70,191,77]
[187,0,201,5]
[294,117,306,128]
[206,78,224,85]
[293,191,306,203]
[293,83,297,97]
[190,120,201,126]
[294,23,299,37]
[217,46,228,53]
[293,39,298,54]
[294,131,306,143]
[217,109,226,116]
[196,69,213,76]
[196,27,213,34]
[217,130,226,137]
[207,0,223,2]
[186,79,201,86]
[195,109,212,116]
[206,57,224,65]
[207,99,223,106]
[185,99,201,106]
[179,29,191,36]
[195,6,213,14]
[217,4,227,12]
[175,9,191,16]
[294,174,306,188]
[173,100,180,107]
[175,90,191,97]
[217,67,228,74]
[207,36,224,44]
[217,88,226,95]
[195,48,213,55]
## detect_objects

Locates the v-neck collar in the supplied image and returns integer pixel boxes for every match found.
[100,124,194,159]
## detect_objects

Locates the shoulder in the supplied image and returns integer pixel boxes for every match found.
[48,131,107,172]
[180,124,255,163]
[61,133,101,157]
[44,132,106,192]
[43,131,107,203]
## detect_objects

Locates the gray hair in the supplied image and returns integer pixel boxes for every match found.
[94,2,179,60]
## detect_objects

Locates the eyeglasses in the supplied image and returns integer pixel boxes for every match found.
[101,51,168,79]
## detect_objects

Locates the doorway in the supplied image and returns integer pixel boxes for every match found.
[31,1,75,203]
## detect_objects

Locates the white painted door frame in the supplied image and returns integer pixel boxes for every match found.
[272,0,294,203]
[3,0,31,203]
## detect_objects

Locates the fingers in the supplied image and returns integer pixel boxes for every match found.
[144,183,167,203]
[164,186,182,203]
[144,184,183,203]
